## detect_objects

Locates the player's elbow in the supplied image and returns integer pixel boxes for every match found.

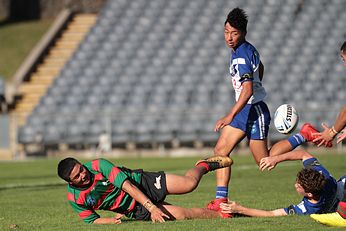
[270,209,287,217]
[300,151,314,160]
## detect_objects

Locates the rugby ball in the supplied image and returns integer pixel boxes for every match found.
[274,104,299,134]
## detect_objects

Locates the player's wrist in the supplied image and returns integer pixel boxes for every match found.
[329,126,338,138]
[143,199,157,212]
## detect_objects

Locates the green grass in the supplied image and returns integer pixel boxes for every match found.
[0,153,346,230]
[0,20,52,81]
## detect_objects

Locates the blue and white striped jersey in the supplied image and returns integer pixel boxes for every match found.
[229,41,266,104]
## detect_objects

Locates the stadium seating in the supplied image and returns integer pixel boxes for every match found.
[18,0,346,148]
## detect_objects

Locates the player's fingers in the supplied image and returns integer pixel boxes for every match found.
[115,213,124,219]
[214,122,222,132]
[321,123,329,130]
[220,202,227,207]
[162,213,170,219]
[312,137,321,143]
[268,166,275,171]
[159,216,166,223]
[259,163,266,171]
[260,164,268,171]
[221,209,232,213]
[337,135,346,143]
[317,140,325,147]
[259,158,267,165]
[259,162,265,171]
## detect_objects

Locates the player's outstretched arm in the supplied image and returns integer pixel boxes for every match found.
[93,217,122,224]
[220,201,287,217]
[313,105,346,146]
[122,180,170,223]
[259,150,313,171]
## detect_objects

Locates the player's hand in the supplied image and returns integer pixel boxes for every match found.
[111,213,123,224]
[312,123,334,147]
[113,218,122,224]
[150,206,170,223]
[337,128,346,143]
[220,201,239,214]
[259,157,277,171]
[214,116,232,132]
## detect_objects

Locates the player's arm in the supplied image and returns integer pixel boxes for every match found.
[93,217,122,224]
[220,201,287,217]
[259,61,264,81]
[214,81,253,132]
[70,199,122,224]
[89,159,170,223]
[313,105,346,146]
[121,180,170,223]
[259,150,313,171]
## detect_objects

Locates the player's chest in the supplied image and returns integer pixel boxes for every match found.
[82,178,114,205]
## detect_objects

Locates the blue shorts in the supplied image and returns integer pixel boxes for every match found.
[229,101,271,140]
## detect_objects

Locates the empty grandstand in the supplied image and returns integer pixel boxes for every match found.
[14,0,346,153]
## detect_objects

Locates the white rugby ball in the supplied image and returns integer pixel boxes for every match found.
[274,104,299,134]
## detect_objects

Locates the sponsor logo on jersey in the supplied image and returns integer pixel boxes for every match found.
[154,176,162,189]
[86,196,97,206]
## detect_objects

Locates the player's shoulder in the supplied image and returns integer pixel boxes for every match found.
[237,41,260,58]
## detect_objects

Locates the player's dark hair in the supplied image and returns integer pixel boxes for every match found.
[341,41,346,53]
[296,168,326,196]
[58,157,80,182]
[225,8,248,34]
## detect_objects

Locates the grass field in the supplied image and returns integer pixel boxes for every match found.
[1,152,345,230]
[0,20,52,81]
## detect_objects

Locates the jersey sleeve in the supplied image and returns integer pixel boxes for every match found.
[87,158,129,188]
[303,157,331,178]
[68,200,100,224]
[283,202,309,215]
[238,48,260,83]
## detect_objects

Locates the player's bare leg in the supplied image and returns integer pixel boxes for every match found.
[166,156,233,194]
[249,139,269,165]
[214,126,245,187]
[158,204,223,220]
[268,139,294,157]
[251,136,307,162]
[205,126,245,218]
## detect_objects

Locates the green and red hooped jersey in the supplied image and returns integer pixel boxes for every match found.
[66,158,142,224]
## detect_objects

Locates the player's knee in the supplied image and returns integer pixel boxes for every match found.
[213,146,229,156]
[185,178,199,192]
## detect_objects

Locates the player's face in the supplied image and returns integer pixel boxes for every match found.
[69,163,91,187]
[341,51,346,66]
[224,22,245,50]
[294,182,308,196]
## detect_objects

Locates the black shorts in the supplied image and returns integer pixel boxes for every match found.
[132,171,167,220]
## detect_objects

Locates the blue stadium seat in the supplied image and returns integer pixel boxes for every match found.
[18,0,345,148]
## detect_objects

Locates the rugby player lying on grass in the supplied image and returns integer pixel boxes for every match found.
[57,156,232,224]
[219,150,345,217]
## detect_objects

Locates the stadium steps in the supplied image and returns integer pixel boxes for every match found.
[14,14,97,125]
